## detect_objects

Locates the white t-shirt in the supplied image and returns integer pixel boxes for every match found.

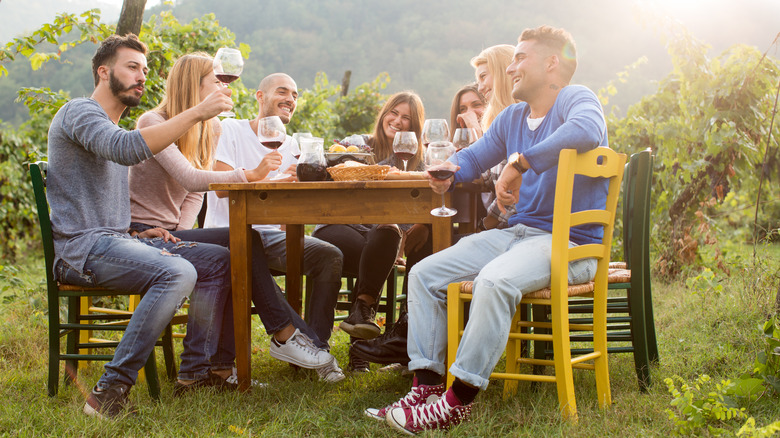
[204,118,300,231]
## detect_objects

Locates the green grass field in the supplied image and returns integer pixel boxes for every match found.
[0,245,778,437]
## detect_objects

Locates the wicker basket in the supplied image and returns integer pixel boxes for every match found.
[327,164,390,181]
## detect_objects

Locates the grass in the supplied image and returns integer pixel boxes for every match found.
[0,246,779,437]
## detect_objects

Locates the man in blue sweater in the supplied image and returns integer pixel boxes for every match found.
[368,25,611,434]
[48,34,236,418]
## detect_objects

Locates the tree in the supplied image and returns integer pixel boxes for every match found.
[116,0,148,37]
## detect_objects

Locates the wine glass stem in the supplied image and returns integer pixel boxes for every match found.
[440,194,447,209]
[403,160,408,172]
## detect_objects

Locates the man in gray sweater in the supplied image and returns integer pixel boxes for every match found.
[47,34,234,418]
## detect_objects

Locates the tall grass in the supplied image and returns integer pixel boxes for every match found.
[0,246,778,437]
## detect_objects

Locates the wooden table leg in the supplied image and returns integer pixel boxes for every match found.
[229,193,252,392]
[285,224,305,315]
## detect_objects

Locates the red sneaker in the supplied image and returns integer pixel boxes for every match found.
[364,380,444,421]
[385,388,472,435]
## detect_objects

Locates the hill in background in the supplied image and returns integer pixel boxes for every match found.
[1,0,778,125]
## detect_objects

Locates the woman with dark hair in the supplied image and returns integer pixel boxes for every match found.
[312,91,425,372]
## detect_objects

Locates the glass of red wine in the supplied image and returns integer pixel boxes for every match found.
[426,141,459,217]
[212,48,244,118]
[392,131,418,171]
[422,119,450,149]
[452,127,478,151]
[257,116,286,150]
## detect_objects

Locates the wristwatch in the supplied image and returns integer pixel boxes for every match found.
[508,152,529,174]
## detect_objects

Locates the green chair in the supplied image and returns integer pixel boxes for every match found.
[532,148,657,390]
[29,161,180,398]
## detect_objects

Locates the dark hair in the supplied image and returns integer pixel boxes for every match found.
[91,33,147,86]
[449,83,485,136]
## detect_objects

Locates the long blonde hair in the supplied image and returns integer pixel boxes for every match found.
[370,91,425,170]
[470,44,516,131]
[153,53,216,170]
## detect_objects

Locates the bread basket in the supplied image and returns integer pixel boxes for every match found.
[326,164,390,181]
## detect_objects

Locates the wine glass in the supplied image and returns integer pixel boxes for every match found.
[452,127,478,151]
[425,141,459,217]
[392,131,418,171]
[422,119,450,148]
[212,48,244,117]
[257,116,286,150]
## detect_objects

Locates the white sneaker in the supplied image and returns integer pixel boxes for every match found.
[225,367,267,388]
[269,328,333,369]
[316,357,346,383]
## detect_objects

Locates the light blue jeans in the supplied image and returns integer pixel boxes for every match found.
[259,229,342,345]
[406,223,596,390]
[56,233,231,388]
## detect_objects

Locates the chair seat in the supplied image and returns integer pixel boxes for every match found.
[456,268,632,300]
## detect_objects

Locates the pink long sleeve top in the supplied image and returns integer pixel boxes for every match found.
[128,111,247,231]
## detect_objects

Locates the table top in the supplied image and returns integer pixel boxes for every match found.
[210,179,431,191]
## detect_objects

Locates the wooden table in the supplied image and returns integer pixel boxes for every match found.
[209,180,453,391]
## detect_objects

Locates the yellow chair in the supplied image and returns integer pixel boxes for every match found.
[446,147,626,421]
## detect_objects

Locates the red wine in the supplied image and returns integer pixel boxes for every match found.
[395,151,414,162]
[428,169,455,180]
[216,74,239,84]
[296,163,328,181]
[261,141,283,150]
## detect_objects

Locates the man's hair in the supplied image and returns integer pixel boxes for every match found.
[519,25,577,82]
[91,33,147,86]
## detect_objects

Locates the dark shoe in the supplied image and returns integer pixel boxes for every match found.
[173,370,238,397]
[351,312,409,365]
[348,345,371,373]
[83,383,136,419]
[339,299,381,339]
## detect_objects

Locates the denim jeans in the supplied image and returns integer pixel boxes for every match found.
[259,229,342,345]
[56,233,230,387]
[406,223,596,390]
[170,226,329,362]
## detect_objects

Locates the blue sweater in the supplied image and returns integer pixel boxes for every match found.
[454,85,609,245]
[47,98,154,274]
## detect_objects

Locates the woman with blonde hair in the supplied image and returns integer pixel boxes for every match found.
[129,52,344,390]
[470,44,516,132]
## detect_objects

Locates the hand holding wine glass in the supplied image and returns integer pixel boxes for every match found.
[452,127,478,151]
[425,141,459,217]
[212,48,244,117]
[422,119,450,148]
[392,131,418,171]
[257,116,286,150]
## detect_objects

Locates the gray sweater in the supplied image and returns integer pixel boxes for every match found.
[47,98,154,274]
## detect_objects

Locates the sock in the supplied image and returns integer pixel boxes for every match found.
[450,379,479,405]
[415,369,443,386]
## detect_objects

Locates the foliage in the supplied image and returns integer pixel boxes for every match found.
[0,9,111,77]
[287,71,390,140]
[607,23,780,279]
[665,374,748,435]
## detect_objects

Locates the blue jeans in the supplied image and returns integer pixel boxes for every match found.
[56,233,230,387]
[406,224,596,390]
[169,226,329,363]
[259,229,342,345]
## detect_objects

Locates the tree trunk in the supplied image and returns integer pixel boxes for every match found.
[116,0,148,37]
[341,70,352,97]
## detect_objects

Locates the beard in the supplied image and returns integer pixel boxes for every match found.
[109,70,143,107]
